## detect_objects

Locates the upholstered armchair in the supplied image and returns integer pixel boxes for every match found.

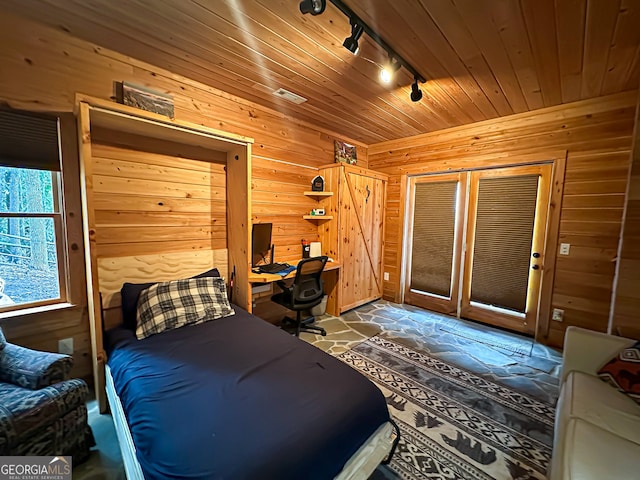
[0,328,95,461]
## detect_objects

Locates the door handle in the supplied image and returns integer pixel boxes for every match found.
[365,185,371,203]
[531,265,540,270]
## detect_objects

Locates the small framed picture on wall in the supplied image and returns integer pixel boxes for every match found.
[334,140,357,165]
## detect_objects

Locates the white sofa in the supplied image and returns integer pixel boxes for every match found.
[550,326,640,480]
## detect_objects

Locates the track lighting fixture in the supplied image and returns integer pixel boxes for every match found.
[343,19,364,55]
[300,0,426,102]
[299,0,326,16]
[410,78,423,102]
[379,59,401,84]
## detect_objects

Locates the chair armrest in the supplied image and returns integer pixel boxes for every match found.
[561,326,636,384]
[0,343,73,389]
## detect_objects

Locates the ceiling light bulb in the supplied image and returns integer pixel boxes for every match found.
[299,0,326,15]
[379,67,393,84]
[379,60,400,84]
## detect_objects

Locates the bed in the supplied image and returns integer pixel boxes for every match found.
[104,301,397,479]
[78,97,397,478]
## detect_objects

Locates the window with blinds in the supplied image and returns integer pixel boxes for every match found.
[470,175,539,313]
[0,108,65,311]
[410,180,458,298]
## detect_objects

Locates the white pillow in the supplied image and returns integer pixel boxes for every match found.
[135,277,234,340]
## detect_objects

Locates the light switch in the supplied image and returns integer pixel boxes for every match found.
[383,272,389,281]
[559,243,570,255]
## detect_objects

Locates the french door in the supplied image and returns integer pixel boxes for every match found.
[404,164,552,335]
[404,172,467,315]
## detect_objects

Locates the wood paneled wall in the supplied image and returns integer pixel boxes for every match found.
[612,92,640,337]
[0,12,365,380]
[90,132,228,259]
[368,92,637,348]
[252,156,321,263]
[88,131,231,330]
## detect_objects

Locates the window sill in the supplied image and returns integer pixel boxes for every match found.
[0,302,76,320]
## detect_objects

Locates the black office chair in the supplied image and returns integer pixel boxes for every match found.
[271,256,328,337]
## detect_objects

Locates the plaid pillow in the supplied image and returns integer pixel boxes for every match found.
[121,268,222,331]
[136,277,234,340]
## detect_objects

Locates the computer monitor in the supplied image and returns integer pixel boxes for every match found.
[251,223,273,267]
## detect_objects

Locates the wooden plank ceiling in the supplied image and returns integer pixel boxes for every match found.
[1,0,639,144]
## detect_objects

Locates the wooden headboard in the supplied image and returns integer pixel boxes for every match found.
[98,250,229,331]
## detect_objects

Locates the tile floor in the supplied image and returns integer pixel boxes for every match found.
[74,300,562,479]
[305,300,561,404]
[301,300,562,404]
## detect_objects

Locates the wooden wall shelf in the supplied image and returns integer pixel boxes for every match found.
[303,215,333,220]
[303,191,334,197]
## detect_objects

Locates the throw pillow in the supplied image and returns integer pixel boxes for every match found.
[135,277,234,340]
[598,341,640,404]
[120,268,221,331]
[192,268,221,279]
[0,326,6,351]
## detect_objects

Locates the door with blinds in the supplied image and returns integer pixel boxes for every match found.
[405,164,552,335]
[461,165,551,334]
[404,173,467,315]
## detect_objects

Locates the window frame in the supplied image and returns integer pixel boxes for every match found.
[0,121,71,314]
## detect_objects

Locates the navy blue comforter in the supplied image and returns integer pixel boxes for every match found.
[106,308,389,480]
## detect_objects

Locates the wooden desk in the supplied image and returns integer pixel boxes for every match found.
[248,260,341,316]
[248,260,340,283]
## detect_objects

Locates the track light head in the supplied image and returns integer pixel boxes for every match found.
[299,0,326,15]
[299,1,425,97]
[410,78,423,102]
[379,59,401,84]
[343,20,364,55]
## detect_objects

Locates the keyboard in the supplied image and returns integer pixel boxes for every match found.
[258,263,290,274]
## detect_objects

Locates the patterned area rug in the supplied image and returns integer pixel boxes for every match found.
[339,336,555,480]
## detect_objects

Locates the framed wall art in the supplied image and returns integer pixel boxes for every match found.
[334,140,357,165]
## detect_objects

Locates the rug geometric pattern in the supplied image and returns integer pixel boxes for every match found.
[340,336,555,480]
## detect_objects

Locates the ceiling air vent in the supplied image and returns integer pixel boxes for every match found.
[272,88,307,104]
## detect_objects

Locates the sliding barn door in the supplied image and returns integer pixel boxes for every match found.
[460,165,552,335]
[404,173,467,315]
[340,169,386,312]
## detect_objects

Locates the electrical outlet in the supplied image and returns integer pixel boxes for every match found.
[559,243,571,255]
[383,272,389,281]
[58,337,74,355]
[552,308,564,322]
